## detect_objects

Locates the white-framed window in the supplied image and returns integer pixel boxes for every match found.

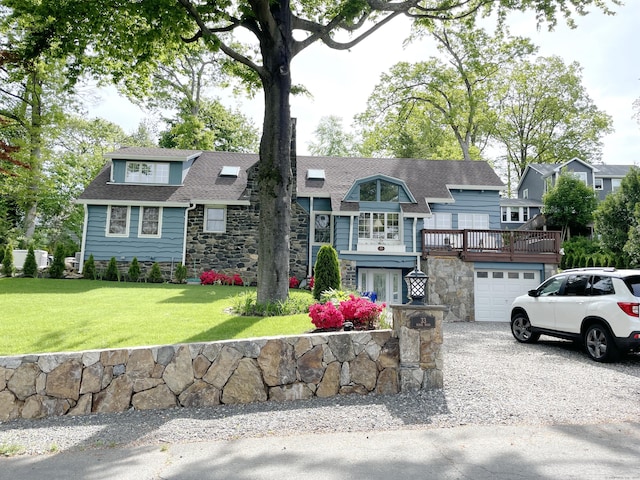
[612,179,621,192]
[501,207,530,223]
[359,179,399,202]
[458,213,489,229]
[204,206,226,233]
[125,162,170,184]
[313,213,331,243]
[594,178,603,190]
[570,171,588,185]
[358,212,400,241]
[423,213,452,229]
[107,205,130,237]
[138,206,162,237]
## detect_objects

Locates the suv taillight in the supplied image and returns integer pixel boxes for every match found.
[617,302,640,317]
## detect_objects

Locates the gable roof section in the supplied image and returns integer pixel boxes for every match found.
[77,151,258,206]
[104,146,202,162]
[78,148,504,211]
[296,156,503,213]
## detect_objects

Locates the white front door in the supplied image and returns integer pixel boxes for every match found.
[358,269,402,305]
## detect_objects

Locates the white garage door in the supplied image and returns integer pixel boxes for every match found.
[474,270,540,322]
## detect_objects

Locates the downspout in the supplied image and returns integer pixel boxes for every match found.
[79,204,89,273]
[308,197,314,277]
[182,203,197,266]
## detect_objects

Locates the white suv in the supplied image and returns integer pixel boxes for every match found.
[510,268,640,362]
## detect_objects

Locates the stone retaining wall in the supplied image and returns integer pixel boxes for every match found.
[0,330,402,421]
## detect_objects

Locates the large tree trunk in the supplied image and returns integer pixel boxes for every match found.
[24,70,43,241]
[255,0,293,304]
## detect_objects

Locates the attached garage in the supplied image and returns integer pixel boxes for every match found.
[474,268,541,322]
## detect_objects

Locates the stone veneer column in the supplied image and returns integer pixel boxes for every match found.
[391,304,445,392]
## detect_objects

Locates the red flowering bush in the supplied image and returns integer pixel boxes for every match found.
[309,276,314,288]
[309,294,386,330]
[200,270,243,286]
[289,276,300,289]
[339,294,386,329]
[309,302,344,330]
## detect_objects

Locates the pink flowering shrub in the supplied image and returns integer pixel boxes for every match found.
[200,270,243,286]
[309,294,386,330]
[289,276,300,289]
[309,302,344,330]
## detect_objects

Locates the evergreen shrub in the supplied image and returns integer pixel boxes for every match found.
[312,245,341,300]
[128,257,141,282]
[49,245,66,279]
[104,257,120,281]
[2,244,13,277]
[83,254,96,279]
[174,263,187,283]
[23,246,38,277]
[147,262,164,283]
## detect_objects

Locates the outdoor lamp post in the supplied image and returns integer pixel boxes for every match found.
[404,265,428,305]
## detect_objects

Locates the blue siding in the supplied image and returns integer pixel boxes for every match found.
[359,201,401,213]
[519,170,545,201]
[84,205,185,262]
[334,216,352,251]
[112,160,126,183]
[341,254,416,269]
[430,190,501,229]
[168,162,183,185]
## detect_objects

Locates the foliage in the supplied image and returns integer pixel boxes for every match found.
[289,276,300,289]
[104,257,120,281]
[83,254,96,280]
[309,294,386,330]
[561,237,602,269]
[48,244,66,279]
[494,56,613,183]
[358,25,534,161]
[231,290,314,317]
[543,172,598,242]
[174,263,187,284]
[3,0,620,305]
[319,288,354,304]
[307,116,358,157]
[147,262,163,283]
[594,167,640,258]
[22,245,37,277]
[127,257,141,282]
[312,245,341,300]
[200,270,243,286]
[2,244,13,276]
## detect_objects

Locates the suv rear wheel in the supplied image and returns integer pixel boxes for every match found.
[511,313,540,343]
[584,324,619,362]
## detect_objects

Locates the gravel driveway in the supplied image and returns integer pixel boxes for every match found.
[2,322,639,455]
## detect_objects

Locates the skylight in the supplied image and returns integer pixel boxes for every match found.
[307,169,325,180]
[220,166,240,177]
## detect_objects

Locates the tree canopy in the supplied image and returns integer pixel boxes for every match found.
[1,0,621,302]
[542,171,598,242]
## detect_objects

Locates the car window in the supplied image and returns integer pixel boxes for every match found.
[538,276,564,296]
[563,274,590,296]
[588,276,615,295]
[623,275,640,297]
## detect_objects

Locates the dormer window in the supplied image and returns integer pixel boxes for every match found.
[125,162,169,184]
[359,179,399,202]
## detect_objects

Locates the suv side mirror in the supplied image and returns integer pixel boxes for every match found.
[528,289,540,298]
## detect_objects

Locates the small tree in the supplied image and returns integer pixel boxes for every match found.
[313,245,341,301]
[147,262,163,283]
[174,263,187,284]
[22,246,38,277]
[128,257,141,282]
[2,244,14,277]
[83,254,96,280]
[104,257,120,281]
[49,245,66,279]
[543,172,598,243]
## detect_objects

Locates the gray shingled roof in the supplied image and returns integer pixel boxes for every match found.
[527,162,633,179]
[78,149,505,213]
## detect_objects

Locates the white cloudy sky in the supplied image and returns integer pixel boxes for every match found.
[91,2,640,165]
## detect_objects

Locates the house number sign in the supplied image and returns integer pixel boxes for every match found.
[409,313,435,329]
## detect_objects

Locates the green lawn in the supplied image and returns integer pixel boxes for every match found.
[0,278,314,356]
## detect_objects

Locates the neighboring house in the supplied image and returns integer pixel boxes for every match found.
[502,157,634,230]
[77,147,561,322]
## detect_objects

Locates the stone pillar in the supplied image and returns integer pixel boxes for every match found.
[391,304,445,392]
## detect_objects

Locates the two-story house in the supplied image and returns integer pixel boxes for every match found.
[77,147,561,322]
[501,157,634,230]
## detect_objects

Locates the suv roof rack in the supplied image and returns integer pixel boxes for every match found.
[562,267,617,272]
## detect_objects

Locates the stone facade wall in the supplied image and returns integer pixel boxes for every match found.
[340,259,357,291]
[0,330,403,421]
[424,257,475,322]
[184,162,309,285]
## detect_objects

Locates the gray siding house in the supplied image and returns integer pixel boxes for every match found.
[501,157,634,230]
[78,147,560,322]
